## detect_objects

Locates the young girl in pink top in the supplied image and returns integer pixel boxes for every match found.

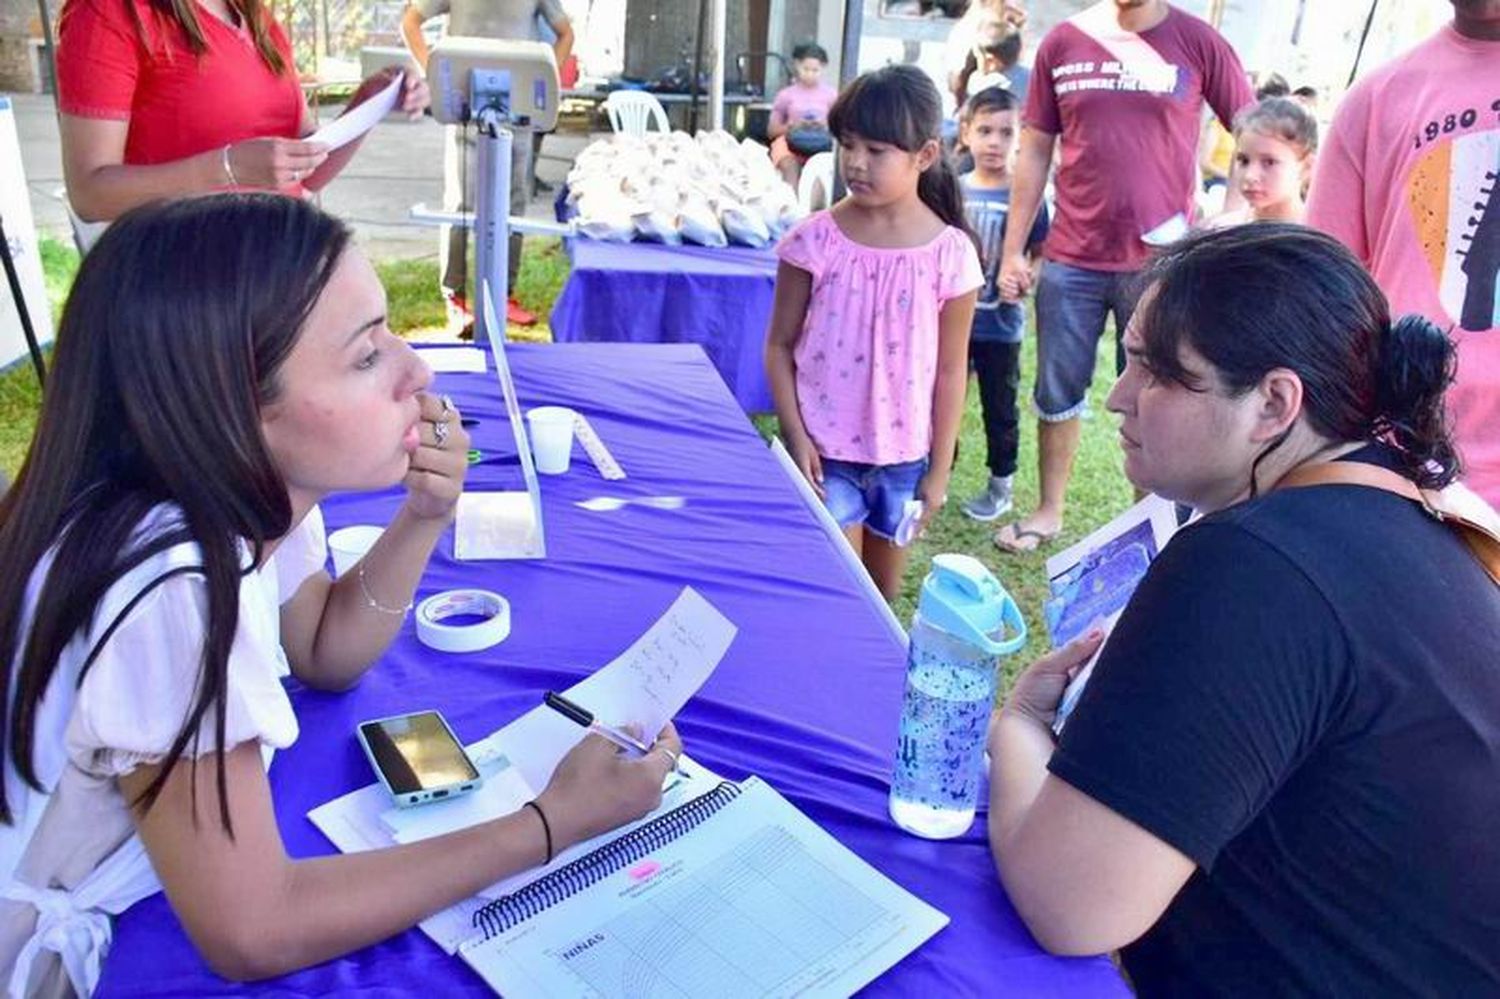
[766,64,983,599]
[1210,97,1318,228]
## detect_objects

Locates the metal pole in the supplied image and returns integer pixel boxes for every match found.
[709,0,726,131]
[689,0,708,134]
[34,0,57,104]
[0,215,47,388]
[474,114,512,346]
[837,0,862,87]
[1348,0,1380,87]
[830,0,864,201]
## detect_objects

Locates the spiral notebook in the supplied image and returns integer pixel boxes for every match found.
[456,776,948,997]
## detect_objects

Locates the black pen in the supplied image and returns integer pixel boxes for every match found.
[543,691,651,756]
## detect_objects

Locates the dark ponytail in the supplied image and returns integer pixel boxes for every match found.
[1372,315,1459,487]
[827,63,977,246]
[1136,224,1461,489]
[917,155,976,247]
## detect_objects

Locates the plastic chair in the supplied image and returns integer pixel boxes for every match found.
[603,90,671,138]
[798,151,834,212]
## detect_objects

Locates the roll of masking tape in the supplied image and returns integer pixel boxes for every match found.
[415,589,511,653]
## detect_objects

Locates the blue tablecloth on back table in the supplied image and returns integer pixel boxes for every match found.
[94,343,1125,997]
[549,239,779,413]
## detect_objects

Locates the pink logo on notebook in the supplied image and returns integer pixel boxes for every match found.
[627,860,661,883]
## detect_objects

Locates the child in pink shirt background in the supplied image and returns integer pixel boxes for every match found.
[766,65,983,600]
[768,42,839,189]
[1308,9,1500,507]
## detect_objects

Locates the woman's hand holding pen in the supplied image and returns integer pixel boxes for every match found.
[533,722,683,853]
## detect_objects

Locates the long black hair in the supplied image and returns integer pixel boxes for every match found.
[112,0,288,74]
[0,195,350,832]
[1135,223,1458,489]
[827,64,976,247]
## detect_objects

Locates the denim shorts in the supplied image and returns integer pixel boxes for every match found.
[1033,260,1143,420]
[821,457,928,540]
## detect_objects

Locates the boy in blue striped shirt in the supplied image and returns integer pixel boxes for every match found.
[959,87,1050,521]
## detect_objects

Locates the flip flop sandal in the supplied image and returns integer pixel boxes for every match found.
[993,523,1061,554]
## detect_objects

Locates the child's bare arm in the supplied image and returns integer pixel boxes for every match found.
[917,289,979,528]
[764,262,823,494]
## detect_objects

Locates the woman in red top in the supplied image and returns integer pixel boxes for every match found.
[57,0,428,223]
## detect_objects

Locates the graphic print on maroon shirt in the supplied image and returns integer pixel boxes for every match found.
[1023,5,1253,272]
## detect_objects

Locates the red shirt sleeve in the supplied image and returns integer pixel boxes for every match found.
[57,0,142,120]
[1200,27,1255,131]
[1023,30,1061,136]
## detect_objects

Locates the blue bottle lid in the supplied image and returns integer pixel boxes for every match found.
[916,554,1027,655]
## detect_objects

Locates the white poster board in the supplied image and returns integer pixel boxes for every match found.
[450,282,547,561]
[0,96,55,372]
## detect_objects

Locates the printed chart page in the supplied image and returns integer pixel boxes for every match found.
[462,778,948,997]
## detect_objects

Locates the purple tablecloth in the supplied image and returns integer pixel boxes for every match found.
[95,343,1126,998]
[549,239,778,413]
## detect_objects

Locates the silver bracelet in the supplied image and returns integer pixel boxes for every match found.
[356,562,413,617]
[221,144,239,187]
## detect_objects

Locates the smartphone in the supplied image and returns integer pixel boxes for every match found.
[356,710,483,808]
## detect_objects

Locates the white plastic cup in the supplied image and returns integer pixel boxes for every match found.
[527,406,577,475]
[328,525,384,578]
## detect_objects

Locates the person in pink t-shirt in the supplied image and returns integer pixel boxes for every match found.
[992,0,1253,553]
[766,65,983,599]
[1307,0,1500,507]
[768,43,838,189]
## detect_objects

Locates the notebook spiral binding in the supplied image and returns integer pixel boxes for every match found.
[472,781,743,940]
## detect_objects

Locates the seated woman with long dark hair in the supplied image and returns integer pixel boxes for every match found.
[0,195,680,995]
[987,224,1500,993]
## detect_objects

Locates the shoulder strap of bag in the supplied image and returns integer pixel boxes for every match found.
[1277,461,1500,586]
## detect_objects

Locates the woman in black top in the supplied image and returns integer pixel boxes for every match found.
[987,224,1500,994]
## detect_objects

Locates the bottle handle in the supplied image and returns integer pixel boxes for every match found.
[983,593,1027,656]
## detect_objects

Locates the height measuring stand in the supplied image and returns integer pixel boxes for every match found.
[420,38,567,344]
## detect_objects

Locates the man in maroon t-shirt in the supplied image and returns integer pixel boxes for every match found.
[993,0,1252,552]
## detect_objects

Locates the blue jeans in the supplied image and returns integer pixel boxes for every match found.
[1033,260,1143,420]
[821,457,929,540]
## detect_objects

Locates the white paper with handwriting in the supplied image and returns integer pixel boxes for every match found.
[490,586,736,791]
[307,587,737,950]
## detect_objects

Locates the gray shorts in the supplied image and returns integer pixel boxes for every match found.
[1033,261,1143,421]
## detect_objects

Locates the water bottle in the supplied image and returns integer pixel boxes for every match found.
[890,554,1026,839]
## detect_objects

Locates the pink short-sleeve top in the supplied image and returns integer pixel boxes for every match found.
[777,210,983,464]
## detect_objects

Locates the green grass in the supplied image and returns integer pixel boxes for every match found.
[4,235,1132,684]
[898,330,1131,676]
[761,328,1130,676]
[378,257,450,332]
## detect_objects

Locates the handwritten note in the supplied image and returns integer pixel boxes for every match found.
[491,587,737,791]
[307,588,739,942]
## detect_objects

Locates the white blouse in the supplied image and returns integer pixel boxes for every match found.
[0,505,328,998]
